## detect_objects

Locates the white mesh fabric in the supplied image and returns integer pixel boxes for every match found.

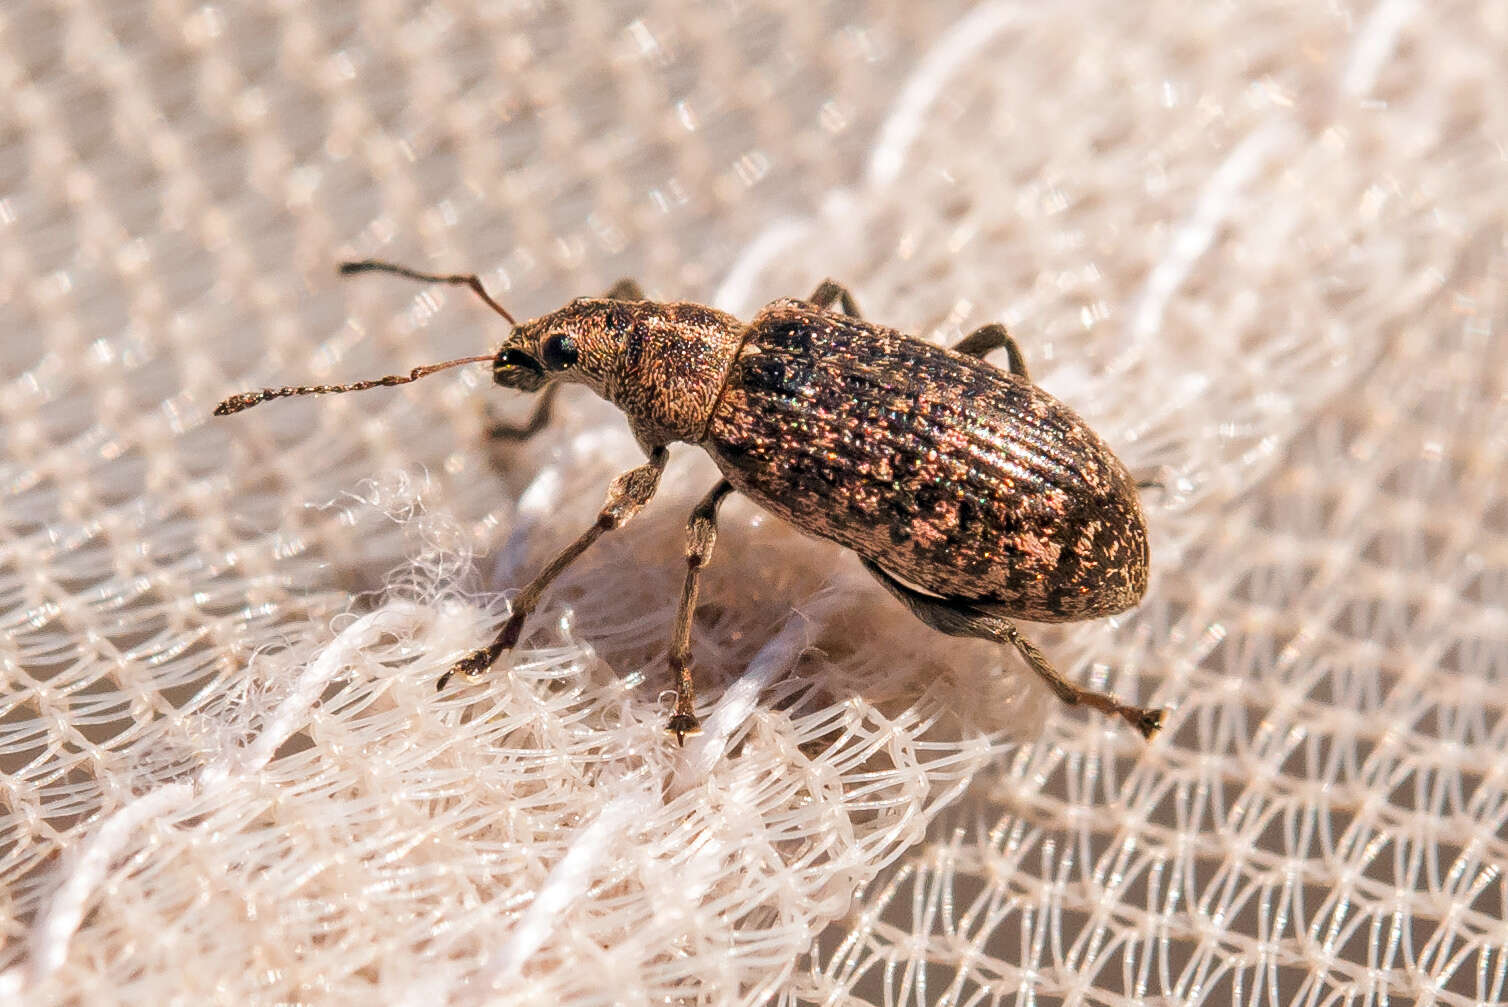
[2,1,1505,1004]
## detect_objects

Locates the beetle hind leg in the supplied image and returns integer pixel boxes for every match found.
[860,559,1165,739]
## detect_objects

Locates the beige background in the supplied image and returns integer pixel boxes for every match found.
[2,1,1505,1003]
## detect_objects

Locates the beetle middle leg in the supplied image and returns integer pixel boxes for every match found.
[664,479,735,744]
[806,279,862,319]
[860,559,1165,739]
[439,446,670,689]
[953,323,1029,380]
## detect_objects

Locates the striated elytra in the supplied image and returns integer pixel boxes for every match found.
[217,261,1163,744]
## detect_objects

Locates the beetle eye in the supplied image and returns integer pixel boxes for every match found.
[540,333,578,370]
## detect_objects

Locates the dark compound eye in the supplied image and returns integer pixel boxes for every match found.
[540,333,578,370]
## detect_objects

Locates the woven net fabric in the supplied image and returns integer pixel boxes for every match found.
[2,0,1505,1003]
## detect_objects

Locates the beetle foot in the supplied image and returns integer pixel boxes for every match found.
[666,713,701,746]
[435,612,529,691]
[436,647,496,691]
[1124,704,1166,740]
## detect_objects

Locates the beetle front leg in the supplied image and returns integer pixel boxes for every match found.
[487,383,560,442]
[439,446,670,689]
[860,559,1165,739]
[806,279,863,319]
[953,323,1030,380]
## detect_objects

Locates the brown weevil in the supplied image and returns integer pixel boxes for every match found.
[217,260,1164,743]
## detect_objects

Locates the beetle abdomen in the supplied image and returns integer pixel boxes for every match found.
[704,301,1148,621]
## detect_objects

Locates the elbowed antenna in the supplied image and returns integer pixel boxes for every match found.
[213,353,495,416]
[338,260,518,325]
[214,259,522,416]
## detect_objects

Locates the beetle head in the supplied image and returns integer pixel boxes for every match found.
[493,298,635,400]
[492,296,744,445]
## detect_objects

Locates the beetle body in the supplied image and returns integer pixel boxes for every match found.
[498,294,1147,620]
[704,300,1148,622]
[218,263,1163,741]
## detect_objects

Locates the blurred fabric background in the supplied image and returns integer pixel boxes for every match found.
[2,1,1505,1003]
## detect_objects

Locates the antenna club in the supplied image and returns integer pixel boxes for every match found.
[214,394,258,416]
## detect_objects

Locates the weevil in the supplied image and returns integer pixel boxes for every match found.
[217,260,1164,743]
